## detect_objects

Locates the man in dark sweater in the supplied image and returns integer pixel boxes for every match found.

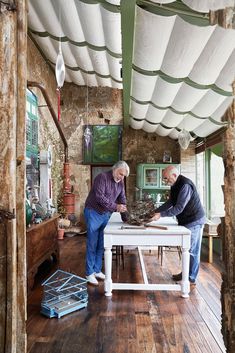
[84,161,129,285]
[150,165,205,284]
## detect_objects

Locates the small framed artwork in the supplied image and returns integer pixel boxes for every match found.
[91,166,112,185]
[143,166,159,188]
[163,150,172,163]
[83,125,122,164]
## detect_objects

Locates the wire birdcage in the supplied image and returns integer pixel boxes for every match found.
[41,269,88,318]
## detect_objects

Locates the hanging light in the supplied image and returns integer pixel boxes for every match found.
[55,50,65,89]
[83,75,92,149]
[55,5,65,122]
[55,47,65,123]
[178,129,191,150]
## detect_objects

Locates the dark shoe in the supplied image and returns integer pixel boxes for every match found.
[172,272,182,281]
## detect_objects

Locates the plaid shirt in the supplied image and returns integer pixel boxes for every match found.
[85,171,126,214]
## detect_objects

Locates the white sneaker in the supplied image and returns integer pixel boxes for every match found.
[86,273,99,285]
[95,272,105,280]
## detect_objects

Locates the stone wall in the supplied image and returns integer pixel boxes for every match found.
[180,142,196,184]
[27,38,65,210]
[60,83,123,222]
[123,127,180,204]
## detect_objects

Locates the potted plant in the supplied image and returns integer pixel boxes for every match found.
[58,220,65,240]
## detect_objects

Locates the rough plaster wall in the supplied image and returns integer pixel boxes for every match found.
[60,83,123,222]
[123,127,181,203]
[59,82,182,221]
[27,38,64,208]
[180,142,196,184]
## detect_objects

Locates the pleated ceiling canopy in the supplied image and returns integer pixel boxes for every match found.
[28,0,122,88]
[28,0,235,140]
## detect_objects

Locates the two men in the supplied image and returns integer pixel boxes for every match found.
[84,161,129,285]
[84,161,205,286]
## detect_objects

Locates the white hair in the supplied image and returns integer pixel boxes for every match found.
[168,166,180,177]
[112,160,130,177]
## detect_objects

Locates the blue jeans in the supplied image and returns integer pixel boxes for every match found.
[185,224,203,282]
[84,208,111,276]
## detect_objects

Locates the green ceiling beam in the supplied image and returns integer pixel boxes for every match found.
[137,0,209,26]
[121,0,136,128]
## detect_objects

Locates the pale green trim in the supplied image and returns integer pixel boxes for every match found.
[205,149,211,217]
[29,29,121,59]
[76,0,120,12]
[49,59,122,84]
[121,0,136,127]
[130,115,226,137]
[210,143,223,157]
[132,65,233,97]
[131,97,228,125]
[137,1,209,26]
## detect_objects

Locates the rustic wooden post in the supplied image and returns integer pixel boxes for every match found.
[210,7,235,353]
[0,0,27,352]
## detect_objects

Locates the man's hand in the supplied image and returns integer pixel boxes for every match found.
[149,213,161,221]
[117,204,127,213]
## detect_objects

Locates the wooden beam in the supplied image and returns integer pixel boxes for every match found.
[16,0,27,352]
[210,6,235,353]
[0,1,27,352]
[121,0,136,128]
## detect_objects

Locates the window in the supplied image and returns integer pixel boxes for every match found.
[196,145,224,219]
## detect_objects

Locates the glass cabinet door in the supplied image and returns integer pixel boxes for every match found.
[143,167,159,188]
[159,167,170,189]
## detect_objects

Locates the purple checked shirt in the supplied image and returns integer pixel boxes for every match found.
[85,170,126,214]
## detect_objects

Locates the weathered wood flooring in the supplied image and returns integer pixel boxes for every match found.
[27,235,225,353]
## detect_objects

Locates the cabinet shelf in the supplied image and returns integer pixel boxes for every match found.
[136,163,180,202]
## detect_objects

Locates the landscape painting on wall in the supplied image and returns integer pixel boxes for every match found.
[83,125,122,164]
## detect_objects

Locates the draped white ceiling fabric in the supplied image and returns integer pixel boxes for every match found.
[129,6,235,139]
[28,0,122,88]
[150,0,235,12]
[28,0,235,140]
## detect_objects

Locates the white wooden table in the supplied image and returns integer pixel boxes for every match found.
[104,213,191,298]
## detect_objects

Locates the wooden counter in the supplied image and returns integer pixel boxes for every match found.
[26,215,59,290]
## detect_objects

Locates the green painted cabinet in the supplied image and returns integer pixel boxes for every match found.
[136,163,180,205]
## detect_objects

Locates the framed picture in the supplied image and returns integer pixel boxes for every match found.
[83,125,122,164]
[163,150,172,163]
[91,166,112,185]
[143,167,159,188]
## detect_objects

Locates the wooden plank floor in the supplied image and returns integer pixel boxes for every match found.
[27,235,225,353]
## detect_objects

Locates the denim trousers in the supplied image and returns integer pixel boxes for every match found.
[185,224,203,282]
[84,208,111,276]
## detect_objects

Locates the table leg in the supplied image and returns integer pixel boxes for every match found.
[104,246,113,297]
[181,247,190,298]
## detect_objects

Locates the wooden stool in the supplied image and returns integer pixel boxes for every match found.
[158,246,182,266]
[203,232,219,263]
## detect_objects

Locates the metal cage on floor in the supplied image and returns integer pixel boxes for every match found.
[41,269,88,318]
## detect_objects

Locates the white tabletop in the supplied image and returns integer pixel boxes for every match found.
[105,212,189,237]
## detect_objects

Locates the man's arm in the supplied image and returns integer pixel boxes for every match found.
[116,181,126,205]
[150,184,192,221]
[160,184,192,217]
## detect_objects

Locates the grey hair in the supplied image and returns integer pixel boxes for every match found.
[167,165,180,177]
[112,160,130,177]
